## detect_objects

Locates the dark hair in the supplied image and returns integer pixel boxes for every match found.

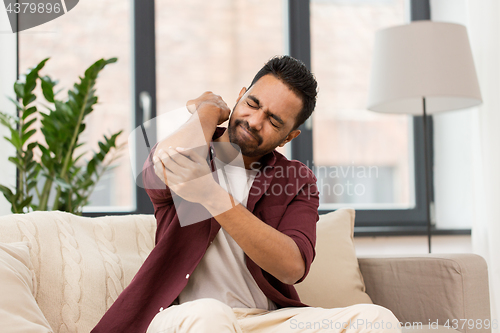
[249,55,318,129]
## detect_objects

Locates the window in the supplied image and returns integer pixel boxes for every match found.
[290,0,432,230]
[311,0,412,209]
[18,0,151,214]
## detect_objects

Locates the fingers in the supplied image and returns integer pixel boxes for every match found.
[153,154,182,186]
[174,147,208,165]
[153,155,168,184]
[156,148,189,176]
[185,92,230,124]
[154,147,211,187]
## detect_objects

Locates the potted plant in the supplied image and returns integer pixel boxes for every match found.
[0,58,124,214]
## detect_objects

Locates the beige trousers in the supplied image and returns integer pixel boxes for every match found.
[146,298,402,333]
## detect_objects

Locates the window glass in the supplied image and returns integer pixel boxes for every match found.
[311,0,413,209]
[19,0,134,211]
[155,0,286,155]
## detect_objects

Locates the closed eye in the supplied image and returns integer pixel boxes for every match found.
[247,101,258,109]
[269,117,279,128]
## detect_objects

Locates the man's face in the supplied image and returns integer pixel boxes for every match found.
[228,74,302,158]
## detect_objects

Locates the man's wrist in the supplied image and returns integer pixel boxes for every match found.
[203,183,238,217]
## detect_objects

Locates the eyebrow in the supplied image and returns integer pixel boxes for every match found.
[248,95,285,125]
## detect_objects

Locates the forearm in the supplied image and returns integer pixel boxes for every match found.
[155,107,219,160]
[206,186,305,285]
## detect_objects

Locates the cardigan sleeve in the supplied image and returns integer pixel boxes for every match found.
[276,167,320,284]
[142,144,175,211]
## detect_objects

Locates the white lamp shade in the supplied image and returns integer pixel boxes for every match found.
[367,21,482,115]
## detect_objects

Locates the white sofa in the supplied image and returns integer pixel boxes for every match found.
[0,210,491,333]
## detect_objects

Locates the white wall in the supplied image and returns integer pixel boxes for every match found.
[0,9,17,216]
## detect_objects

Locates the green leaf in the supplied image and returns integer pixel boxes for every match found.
[0,184,14,201]
[108,130,122,146]
[27,142,37,151]
[24,79,36,96]
[24,58,49,96]
[22,118,37,133]
[80,178,94,189]
[40,76,56,103]
[8,129,21,149]
[73,152,86,164]
[53,177,71,190]
[19,196,33,211]
[87,159,96,176]
[26,163,39,177]
[22,129,36,146]
[23,93,36,107]
[27,180,38,192]
[0,112,16,129]
[38,143,49,155]
[98,141,110,154]
[8,156,23,169]
[22,106,37,120]
[27,163,40,176]
[7,96,23,110]
[14,82,25,98]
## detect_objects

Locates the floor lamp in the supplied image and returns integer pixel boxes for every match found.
[367,21,482,253]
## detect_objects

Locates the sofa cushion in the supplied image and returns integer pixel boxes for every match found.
[0,241,52,333]
[294,208,373,308]
[0,211,156,333]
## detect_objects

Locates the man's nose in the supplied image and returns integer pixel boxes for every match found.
[247,110,264,131]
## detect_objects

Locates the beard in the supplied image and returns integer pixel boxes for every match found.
[228,113,287,158]
[228,118,265,157]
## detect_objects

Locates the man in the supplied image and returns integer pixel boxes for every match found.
[92,56,400,332]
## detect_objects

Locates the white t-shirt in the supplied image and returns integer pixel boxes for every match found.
[178,158,277,310]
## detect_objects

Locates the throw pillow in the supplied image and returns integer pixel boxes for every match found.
[294,208,373,308]
[0,241,53,333]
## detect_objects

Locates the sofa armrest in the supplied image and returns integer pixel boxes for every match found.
[358,254,491,333]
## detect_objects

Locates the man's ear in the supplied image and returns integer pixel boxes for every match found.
[236,87,247,104]
[279,129,301,147]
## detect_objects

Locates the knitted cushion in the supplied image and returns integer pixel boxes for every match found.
[0,211,156,333]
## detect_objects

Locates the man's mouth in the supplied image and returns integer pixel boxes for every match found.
[239,124,260,145]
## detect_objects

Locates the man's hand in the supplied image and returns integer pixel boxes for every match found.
[186,91,231,125]
[153,146,223,206]
[152,92,228,169]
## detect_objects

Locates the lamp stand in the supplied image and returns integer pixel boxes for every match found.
[422,97,432,253]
